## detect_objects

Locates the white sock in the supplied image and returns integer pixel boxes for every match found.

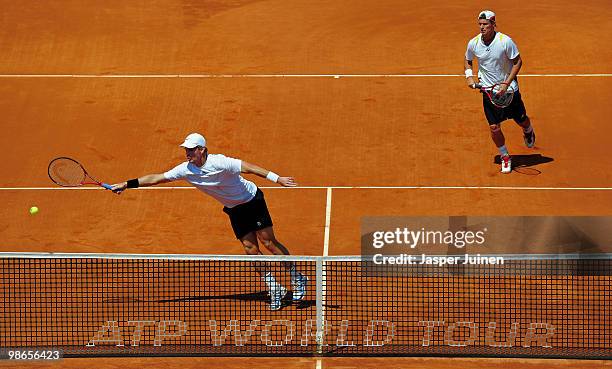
[523,125,533,134]
[498,145,509,157]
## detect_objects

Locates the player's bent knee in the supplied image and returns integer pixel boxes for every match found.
[242,243,260,255]
[259,237,276,250]
[490,124,501,133]
[240,236,260,254]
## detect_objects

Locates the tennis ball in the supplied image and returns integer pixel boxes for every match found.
[29,206,39,215]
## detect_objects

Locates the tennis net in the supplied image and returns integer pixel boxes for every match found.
[0,253,610,358]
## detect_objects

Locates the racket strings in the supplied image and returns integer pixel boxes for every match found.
[490,85,514,108]
[48,159,86,186]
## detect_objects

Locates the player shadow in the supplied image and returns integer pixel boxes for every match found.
[148,290,339,310]
[494,154,554,174]
[494,153,554,167]
[155,290,270,303]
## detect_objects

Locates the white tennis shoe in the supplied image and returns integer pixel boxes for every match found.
[524,130,536,148]
[291,274,308,302]
[501,154,512,174]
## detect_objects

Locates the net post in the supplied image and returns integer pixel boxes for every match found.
[315,257,325,354]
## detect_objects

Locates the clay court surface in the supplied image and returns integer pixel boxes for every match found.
[0,0,611,368]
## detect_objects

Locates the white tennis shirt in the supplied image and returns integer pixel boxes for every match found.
[164,154,257,208]
[465,32,520,91]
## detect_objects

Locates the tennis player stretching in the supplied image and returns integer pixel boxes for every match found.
[111,133,307,310]
[464,10,536,173]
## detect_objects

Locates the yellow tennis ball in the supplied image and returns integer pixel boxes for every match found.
[29,206,39,215]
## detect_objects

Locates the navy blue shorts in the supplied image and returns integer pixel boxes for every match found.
[223,188,273,240]
[483,90,528,125]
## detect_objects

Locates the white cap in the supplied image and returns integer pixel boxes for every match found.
[478,10,496,23]
[179,133,206,148]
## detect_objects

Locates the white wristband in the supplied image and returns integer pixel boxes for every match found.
[266,171,279,183]
[464,69,473,78]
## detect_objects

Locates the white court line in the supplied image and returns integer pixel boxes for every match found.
[0,73,610,78]
[323,188,332,257]
[2,186,611,191]
[316,359,322,369]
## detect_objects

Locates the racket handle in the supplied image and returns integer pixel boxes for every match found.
[101,183,114,190]
[473,83,482,89]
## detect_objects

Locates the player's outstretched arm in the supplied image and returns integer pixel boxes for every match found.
[241,161,297,187]
[111,173,171,194]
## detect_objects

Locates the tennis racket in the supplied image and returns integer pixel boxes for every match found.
[48,157,114,191]
[473,83,515,108]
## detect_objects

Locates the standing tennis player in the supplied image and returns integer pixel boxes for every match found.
[464,10,536,173]
[110,133,307,311]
